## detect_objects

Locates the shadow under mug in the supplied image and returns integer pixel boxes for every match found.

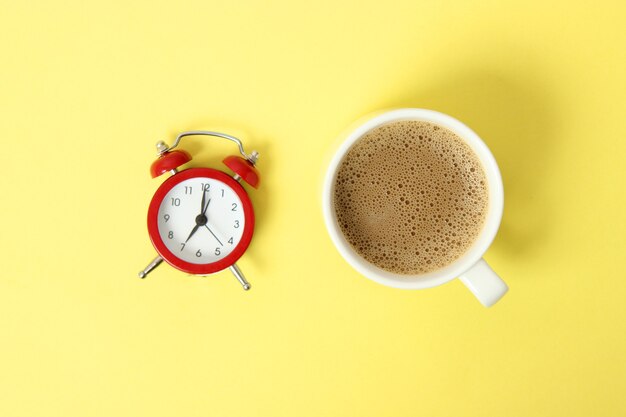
[322,108,508,307]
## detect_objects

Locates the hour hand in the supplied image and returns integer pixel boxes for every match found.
[202,197,211,215]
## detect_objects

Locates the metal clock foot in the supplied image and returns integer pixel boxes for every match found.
[229,264,251,290]
[138,256,163,278]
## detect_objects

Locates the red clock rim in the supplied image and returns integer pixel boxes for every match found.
[147,168,255,275]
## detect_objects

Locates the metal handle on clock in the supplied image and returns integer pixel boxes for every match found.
[156,131,258,165]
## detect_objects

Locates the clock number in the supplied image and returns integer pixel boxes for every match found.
[234,220,240,228]
[164,214,170,222]
[228,237,234,244]
[171,198,181,206]
[180,243,185,251]
[168,231,174,239]
[201,183,210,191]
[184,186,192,195]
[215,247,221,256]
[221,189,224,197]
[196,249,202,257]
[231,203,237,211]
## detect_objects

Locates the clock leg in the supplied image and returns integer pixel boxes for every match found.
[138,256,163,278]
[229,264,251,291]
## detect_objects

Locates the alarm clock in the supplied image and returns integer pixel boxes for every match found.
[138,131,260,290]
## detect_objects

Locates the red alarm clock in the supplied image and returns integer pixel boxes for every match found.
[138,131,260,290]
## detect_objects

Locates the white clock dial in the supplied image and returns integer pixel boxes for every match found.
[157,177,245,264]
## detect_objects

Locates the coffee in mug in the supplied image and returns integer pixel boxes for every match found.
[333,120,488,275]
[322,109,508,307]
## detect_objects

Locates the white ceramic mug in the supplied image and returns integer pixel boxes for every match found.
[322,108,508,307]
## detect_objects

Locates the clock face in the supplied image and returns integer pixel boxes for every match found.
[156,176,246,264]
[148,168,255,274]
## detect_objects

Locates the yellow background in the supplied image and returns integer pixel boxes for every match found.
[1,1,625,416]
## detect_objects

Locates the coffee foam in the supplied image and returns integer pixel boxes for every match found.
[333,120,488,275]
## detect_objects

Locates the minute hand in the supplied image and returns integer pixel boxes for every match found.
[184,224,201,243]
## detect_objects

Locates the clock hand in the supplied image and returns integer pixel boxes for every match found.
[184,190,210,244]
[184,224,201,243]
[204,224,223,246]
[200,188,207,214]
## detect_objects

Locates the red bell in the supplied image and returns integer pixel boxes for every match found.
[223,155,260,188]
[150,150,192,178]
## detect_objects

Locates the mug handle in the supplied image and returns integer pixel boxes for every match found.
[459,259,508,307]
